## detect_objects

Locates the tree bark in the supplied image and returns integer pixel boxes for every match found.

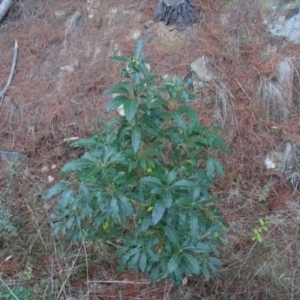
[0,0,12,23]
[154,0,198,28]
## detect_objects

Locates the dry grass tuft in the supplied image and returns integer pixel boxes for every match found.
[256,58,296,121]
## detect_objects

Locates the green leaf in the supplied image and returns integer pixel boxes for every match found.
[110,198,119,221]
[139,252,147,272]
[117,253,131,273]
[135,38,143,58]
[172,110,185,127]
[60,189,74,208]
[139,62,150,80]
[167,255,179,274]
[141,176,164,187]
[42,182,69,200]
[190,135,208,146]
[167,170,177,184]
[212,158,224,175]
[178,106,199,123]
[124,99,138,122]
[106,95,131,111]
[79,183,90,201]
[61,156,96,173]
[183,253,200,274]
[202,263,210,280]
[128,251,141,270]
[71,137,98,148]
[140,214,152,232]
[185,242,211,254]
[190,215,199,242]
[206,157,215,179]
[170,180,196,190]
[164,227,179,246]
[208,257,223,267]
[152,200,165,225]
[65,216,75,230]
[150,266,159,285]
[132,125,141,153]
[116,192,134,216]
[163,191,172,208]
[104,81,131,95]
[109,55,129,62]
[192,187,201,199]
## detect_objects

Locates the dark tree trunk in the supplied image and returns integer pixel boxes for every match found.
[154,0,198,28]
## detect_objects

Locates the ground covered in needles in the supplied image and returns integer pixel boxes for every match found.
[1,0,300,299]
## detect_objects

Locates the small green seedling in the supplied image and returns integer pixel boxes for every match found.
[259,183,271,202]
[252,216,270,243]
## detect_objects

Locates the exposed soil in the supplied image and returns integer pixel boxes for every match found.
[1,0,300,299]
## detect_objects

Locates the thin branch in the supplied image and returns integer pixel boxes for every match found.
[0,0,12,23]
[87,280,150,285]
[0,39,18,109]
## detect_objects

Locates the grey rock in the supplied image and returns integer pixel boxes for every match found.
[261,0,300,43]
[54,10,66,19]
[0,150,28,162]
[154,0,198,28]
[190,56,214,82]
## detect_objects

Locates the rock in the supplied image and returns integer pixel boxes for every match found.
[60,60,80,74]
[154,0,198,28]
[47,175,54,183]
[41,166,49,172]
[260,0,300,44]
[190,56,214,82]
[108,41,122,57]
[144,20,154,29]
[0,151,28,162]
[130,29,141,40]
[54,10,66,19]
[264,151,284,169]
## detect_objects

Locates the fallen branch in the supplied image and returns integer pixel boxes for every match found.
[0,0,12,23]
[0,39,18,105]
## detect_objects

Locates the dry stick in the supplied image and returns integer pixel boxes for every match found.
[56,239,85,299]
[0,39,18,107]
[0,276,19,300]
[0,0,12,23]
[87,280,150,285]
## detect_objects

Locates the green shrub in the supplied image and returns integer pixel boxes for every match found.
[0,285,34,300]
[43,39,227,285]
[0,203,17,238]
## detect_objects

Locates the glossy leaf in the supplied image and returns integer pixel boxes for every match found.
[106,95,131,112]
[110,198,119,221]
[183,253,200,274]
[60,189,74,208]
[164,227,179,246]
[42,182,69,200]
[167,170,177,184]
[141,176,164,187]
[163,191,172,208]
[167,255,179,274]
[124,99,138,122]
[189,215,199,242]
[61,157,95,173]
[170,180,196,190]
[104,81,131,95]
[152,200,165,225]
[178,106,199,123]
[132,125,141,153]
[116,192,134,216]
[139,252,147,272]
